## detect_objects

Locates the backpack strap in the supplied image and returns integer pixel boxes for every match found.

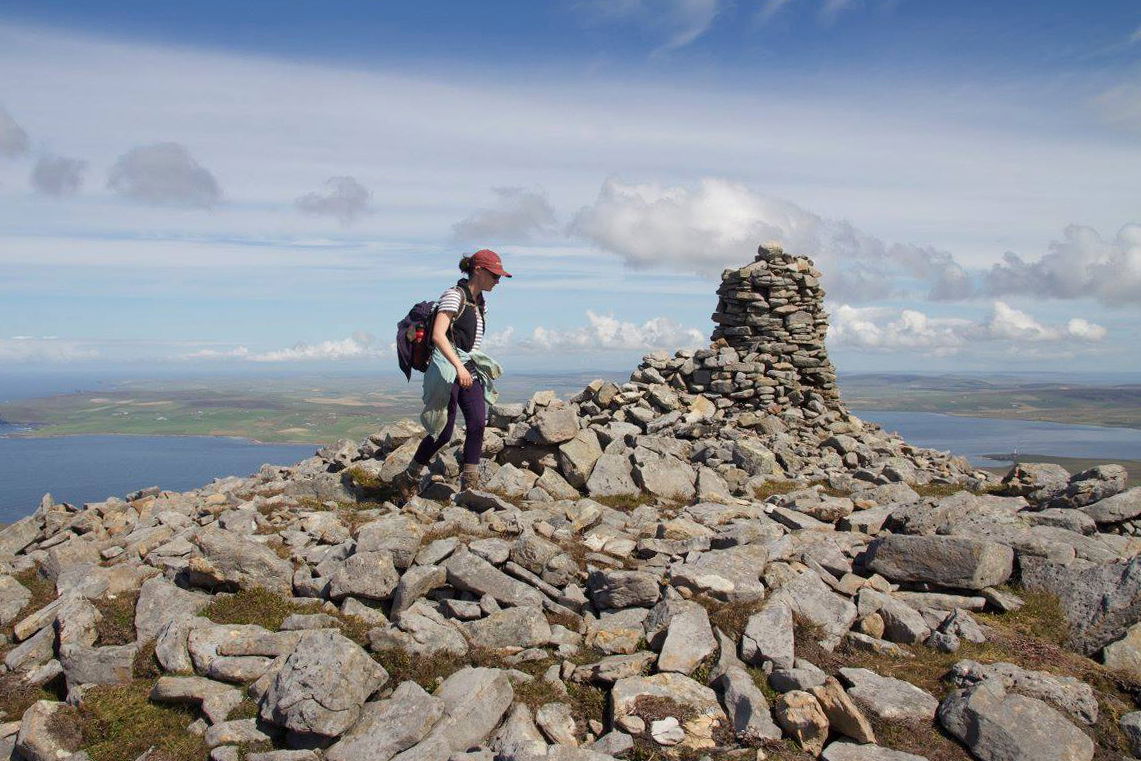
[443,286,469,346]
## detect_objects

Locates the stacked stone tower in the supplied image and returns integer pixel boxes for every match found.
[618,242,843,428]
[707,242,840,409]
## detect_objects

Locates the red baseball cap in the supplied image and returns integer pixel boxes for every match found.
[472,249,512,278]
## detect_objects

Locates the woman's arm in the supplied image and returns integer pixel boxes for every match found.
[433,311,474,388]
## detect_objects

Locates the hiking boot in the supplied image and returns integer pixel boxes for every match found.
[459,466,481,493]
[391,466,422,503]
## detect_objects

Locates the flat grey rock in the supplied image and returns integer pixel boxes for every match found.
[587,570,660,609]
[189,527,293,596]
[444,549,545,608]
[260,629,388,737]
[821,742,929,761]
[355,516,424,569]
[863,534,1013,590]
[742,597,794,670]
[938,679,1093,761]
[838,668,938,722]
[390,667,514,761]
[326,681,444,761]
[461,605,552,649]
[329,551,400,602]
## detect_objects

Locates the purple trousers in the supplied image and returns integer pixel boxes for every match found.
[413,376,486,466]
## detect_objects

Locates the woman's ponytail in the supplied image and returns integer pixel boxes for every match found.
[458,255,474,274]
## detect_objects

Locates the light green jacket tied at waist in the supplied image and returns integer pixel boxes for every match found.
[420,346,502,439]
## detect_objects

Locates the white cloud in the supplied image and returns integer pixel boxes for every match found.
[31,155,86,196]
[0,106,30,158]
[830,302,1107,354]
[452,187,557,243]
[0,336,98,362]
[295,176,371,225]
[987,224,1141,306]
[486,310,704,353]
[107,143,222,207]
[184,332,390,362]
[578,0,724,52]
[571,177,973,302]
[1066,318,1107,342]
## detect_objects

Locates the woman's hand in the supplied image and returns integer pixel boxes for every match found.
[456,365,474,389]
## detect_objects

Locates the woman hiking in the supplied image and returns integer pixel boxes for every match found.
[393,249,509,499]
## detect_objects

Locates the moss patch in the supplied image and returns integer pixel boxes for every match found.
[78,681,209,761]
[92,592,138,646]
[0,672,63,722]
[702,596,765,642]
[593,493,655,512]
[201,588,320,631]
[370,647,503,690]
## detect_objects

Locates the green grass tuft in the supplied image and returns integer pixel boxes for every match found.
[78,681,209,761]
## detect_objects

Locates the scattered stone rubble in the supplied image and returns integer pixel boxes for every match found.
[2,245,1140,761]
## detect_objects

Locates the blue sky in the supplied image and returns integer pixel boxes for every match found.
[0,1,1138,374]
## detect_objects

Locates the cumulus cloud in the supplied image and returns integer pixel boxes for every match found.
[830,302,1107,355]
[571,177,973,303]
[0,106,30,158]
[0,336,98,362]
[295,176,371,225]
[185,332,388,362]
[987,224,1141,307]
[485,311,704,353]
[31,155,87,197]
[107,142,221,207]
[452,187,557,243]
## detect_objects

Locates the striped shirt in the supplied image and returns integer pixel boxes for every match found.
[437,287,484,351]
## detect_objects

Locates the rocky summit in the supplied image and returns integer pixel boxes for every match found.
[2,244,1141,761]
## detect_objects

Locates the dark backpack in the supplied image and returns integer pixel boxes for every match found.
[396,288,469,380]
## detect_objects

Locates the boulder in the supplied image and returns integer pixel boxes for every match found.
[190,527,293,596]
[948,660,1098,725]
[810,677,876,744]
[0,574,32,626]
[863,535,1013,590]
[461,606,552,649]
[1051,464,1128,508]
[656,602,716,675]
[773,690,829,756]
[355,516,424,569]
[1000,462,1071,502]
[529,406,580,445]
[587,570,660,609]
[838,668,938,722]
[135,576,211,642]
[610,673,727,750]
[585,454,640,499]
[741,597,794,670]
[390,668,514,761]
[1020,554,1141,656]
[326,681,445,761]
[14,701,81,761]
[938,679,1093,761]
[556,430,604,490]
[151,676,245,725]
[444,549,545,608]
[631,448,696,503]
[1080,487,1141,525]
[260,630,389,737]
[329,551,400,602]
[820,743,930,761]
[712,664,781,742]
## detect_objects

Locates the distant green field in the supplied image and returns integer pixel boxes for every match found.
[0,372,618,444]
[842,374,1141,429]
[1,371,1137,445]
